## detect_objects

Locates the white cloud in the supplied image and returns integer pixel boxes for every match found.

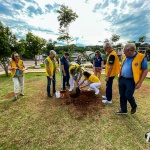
[0,0,150,45]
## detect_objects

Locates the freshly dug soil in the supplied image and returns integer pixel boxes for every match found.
[68,91,98,107]
[63,90,105,119]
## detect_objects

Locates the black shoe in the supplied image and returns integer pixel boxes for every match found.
[131,107,136,114]
[116,110,127,115]
[47,94,52,98]
[13,97,17,101]
[53,90,56,93]
[20,93,24,96]
[62,89,67,91]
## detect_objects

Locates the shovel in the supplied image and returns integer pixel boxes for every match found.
[76,87,81,94]
[70,87,80,98]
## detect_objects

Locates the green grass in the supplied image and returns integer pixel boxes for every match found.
[0,73,150,149]
[148,62,150,71]
[27,63,45,69]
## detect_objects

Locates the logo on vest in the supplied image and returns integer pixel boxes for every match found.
[134,63,138,66]
[145,132,150,142]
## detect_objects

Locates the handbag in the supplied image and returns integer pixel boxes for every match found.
[15,69,23,77]
[14,62,23,77]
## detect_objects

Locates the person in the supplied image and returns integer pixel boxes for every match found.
[93,50,104,79]
[45,50,57,97]
[75,55,82,65]
[102,42,120,104]
[116,43,148,114]
[8,52,26,101]
[60,52,70,91]
[69,63,82,91]
[78,71,101,95]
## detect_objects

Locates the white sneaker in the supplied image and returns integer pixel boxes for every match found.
[95,89,99,95]
[69,89,73,91]
[102,95,107,99]
[88,88,92,91]
[102,100,112,104]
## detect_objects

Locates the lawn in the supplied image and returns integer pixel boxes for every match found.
[148,62,150,71]
[0,73,150,150]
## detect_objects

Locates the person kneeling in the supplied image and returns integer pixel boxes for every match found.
[78,71,101,95]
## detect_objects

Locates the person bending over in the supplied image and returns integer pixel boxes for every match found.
[78,71,101,95]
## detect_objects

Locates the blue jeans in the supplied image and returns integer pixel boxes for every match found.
[119,77,137,112]
[47,74,56,96]
[106,76,115,101]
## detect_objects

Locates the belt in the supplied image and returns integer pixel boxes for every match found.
[121,76,133,80]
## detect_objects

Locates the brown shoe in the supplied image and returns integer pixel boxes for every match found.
[131,108,136,114]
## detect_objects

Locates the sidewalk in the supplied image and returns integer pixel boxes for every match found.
[0,69,150,78]
[26,69,150,79]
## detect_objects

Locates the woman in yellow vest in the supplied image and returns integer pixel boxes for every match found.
[45,50,57,97]
[69,63,82,91]
[8,52,26,101]
[102,42,120,104]
[116,43,148,114]
[78,71,101,95]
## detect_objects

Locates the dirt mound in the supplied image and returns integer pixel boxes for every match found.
[63,91,105,119]
[70,91,97,107]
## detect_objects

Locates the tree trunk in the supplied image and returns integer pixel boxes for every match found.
[35,55,37,66]
[4,66,9,76]
[0,60,9,76]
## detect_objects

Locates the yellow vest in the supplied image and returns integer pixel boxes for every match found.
[69,64,82,74]
[122,53,145,83]
[86,74,100,83]
[105,50,120,77]
[45,56,56,76]
[10,60,24,77]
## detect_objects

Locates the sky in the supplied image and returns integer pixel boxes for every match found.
[0,0,150,46]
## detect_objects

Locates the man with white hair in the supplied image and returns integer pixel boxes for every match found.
[116,43,148,114]
[45,50,57,98]
[102,42,120,104]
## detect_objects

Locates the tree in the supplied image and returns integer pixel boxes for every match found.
[57,5,78,49]
[111,34,120,45]
[138,36,147,43]
[25,32,46,65]
[57,29,73,46]
[43,39,57,56]
[0,22,23,76]
[104,38,110,43]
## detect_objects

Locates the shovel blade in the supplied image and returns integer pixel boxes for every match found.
[76,87,80,94]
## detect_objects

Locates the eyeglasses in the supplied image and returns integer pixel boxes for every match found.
[14,56,19,58]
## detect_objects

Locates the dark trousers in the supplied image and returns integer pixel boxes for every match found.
[119,77,137,112]
[47,74,56,96]
[63,71,70,90]
[106,76,115,101]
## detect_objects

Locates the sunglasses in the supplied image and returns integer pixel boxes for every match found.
[14,56,19,58]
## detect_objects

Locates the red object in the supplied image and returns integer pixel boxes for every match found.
[60,90,67,98]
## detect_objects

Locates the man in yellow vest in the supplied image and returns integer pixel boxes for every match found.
[116,43,148,114]
[45,50,57,97]
[8,52,26,101]
[102,42,120,104]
